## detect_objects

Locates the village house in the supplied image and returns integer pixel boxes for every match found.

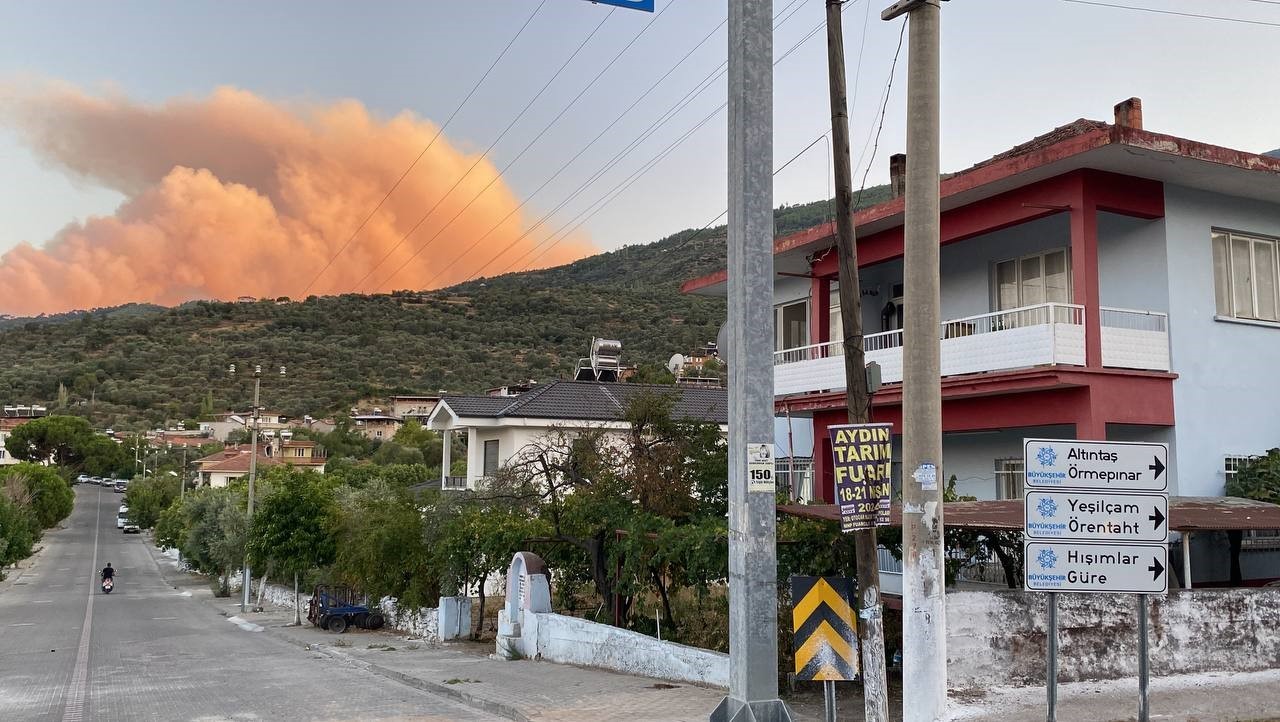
[683,98,1280,585]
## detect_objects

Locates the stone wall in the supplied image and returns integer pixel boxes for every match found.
[947,589,1280,689]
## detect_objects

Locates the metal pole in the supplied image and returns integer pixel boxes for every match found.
[1046,592,1058,722]
[884,1,946,719]
[1138,595,1150,722]
[826,2,888,719]
[824,680,837,722]
[1181,532,1192,590]
[241,373,261,614]
[711,0,791,719]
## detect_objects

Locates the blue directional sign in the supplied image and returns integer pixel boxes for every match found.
[586,0,655,11]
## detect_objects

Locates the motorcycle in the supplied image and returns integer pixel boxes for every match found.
[101,576,113,594]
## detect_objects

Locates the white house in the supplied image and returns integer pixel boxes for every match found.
[683,98,1280,584]
[426,380,728,491]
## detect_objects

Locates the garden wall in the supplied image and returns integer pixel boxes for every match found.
[947,589,1280,688]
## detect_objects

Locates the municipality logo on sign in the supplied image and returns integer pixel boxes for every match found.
[1037,496,1058,519]
[1037,446,1057,467]
[1037,547,1058,570]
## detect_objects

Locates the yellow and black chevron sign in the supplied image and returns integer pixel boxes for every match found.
[790,576,859,681]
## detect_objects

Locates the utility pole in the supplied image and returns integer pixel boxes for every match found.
[882,1,946,720]
[711,0,792,720]
[825,2,889,720]
[242,366,262,614]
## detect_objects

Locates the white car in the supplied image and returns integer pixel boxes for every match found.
[117,508,128,529]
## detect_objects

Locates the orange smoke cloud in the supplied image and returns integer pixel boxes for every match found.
[0,82,593,315]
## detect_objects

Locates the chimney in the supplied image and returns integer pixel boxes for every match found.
[889,153,907,198]
[1114,97,1143,130]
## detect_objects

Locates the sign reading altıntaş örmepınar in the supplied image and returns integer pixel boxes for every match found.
[828,423,893,532]
[1023,439,1168,493]
[1024,541,1168,594]
[1025,491,1168,543]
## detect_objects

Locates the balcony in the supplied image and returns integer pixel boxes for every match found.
[442,475,467,491]
[774,302,1163,397]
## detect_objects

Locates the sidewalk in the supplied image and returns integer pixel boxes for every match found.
[146,542,1280,722]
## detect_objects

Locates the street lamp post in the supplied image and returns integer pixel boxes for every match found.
[230,363,285,613]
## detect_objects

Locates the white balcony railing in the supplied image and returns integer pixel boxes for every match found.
[442,475,467,491]
[774,303,1086,397]
[1100,307,1170,371]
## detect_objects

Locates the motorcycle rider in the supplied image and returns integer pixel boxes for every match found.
[101,562,114,581]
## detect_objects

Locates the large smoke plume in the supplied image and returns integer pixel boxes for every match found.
[0,82,593,315]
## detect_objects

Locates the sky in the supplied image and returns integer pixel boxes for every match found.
[1,0,1279,313]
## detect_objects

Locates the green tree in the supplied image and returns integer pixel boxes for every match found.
[0,493,38,577]
[247,467,338,623]
[392,419,435,449]
[331,480,438,609]
[81,435,129,478]
[5,415,97,468]
[124,474,181,529]
[433,496,546,638]
[1227,449,1280,504]
[0,463,73,529]
[1224,449,1280,585]
[370,441,424,466]
[155,486,247,595]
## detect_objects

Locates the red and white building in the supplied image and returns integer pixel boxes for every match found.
[684,99,1280,583]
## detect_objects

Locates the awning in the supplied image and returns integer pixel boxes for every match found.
[778,496,1280,533]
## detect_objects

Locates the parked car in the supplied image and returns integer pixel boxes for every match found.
[117,509,128,529]
[122,521,141,534]
[113,480,128,493]
[75,474,90,485]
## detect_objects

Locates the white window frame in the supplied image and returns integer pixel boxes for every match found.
[995,457,1024,500]
[1213,229,1280,324]
[774,299,809,352]
[992,248,1072,311]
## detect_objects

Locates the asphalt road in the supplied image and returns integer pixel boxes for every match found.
[0,485,500,722]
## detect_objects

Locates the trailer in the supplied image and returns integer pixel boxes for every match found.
[306,585,385,633]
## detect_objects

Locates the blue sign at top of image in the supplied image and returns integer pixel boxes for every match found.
[588,0,655,11]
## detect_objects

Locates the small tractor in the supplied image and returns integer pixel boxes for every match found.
[306,585,386,634]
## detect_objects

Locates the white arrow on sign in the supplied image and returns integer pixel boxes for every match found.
[1023,438,1169,493]
[1024,541,1168,595]
[1025,491,1168,543]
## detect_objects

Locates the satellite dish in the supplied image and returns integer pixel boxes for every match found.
[667,353,686,374]
[715,322,730,362]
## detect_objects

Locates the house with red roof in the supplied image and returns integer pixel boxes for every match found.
[683,98,1280,584]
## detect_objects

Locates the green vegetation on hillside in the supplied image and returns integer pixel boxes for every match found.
[0,190,889,427]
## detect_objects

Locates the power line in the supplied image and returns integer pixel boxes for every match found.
[508,7,853,275]
[1062,0,1280,27]
[852,17,907,213]
[299,0,547,297]
[397,0,709,291]
[459,0,811,282]
[350,7,617,293]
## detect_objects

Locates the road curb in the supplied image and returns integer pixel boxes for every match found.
[142,540,531,722]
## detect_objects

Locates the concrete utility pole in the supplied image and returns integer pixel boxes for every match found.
[825,2,889,720]
[242,366,262,614]
[882,1,946,719]
[710,0,792,720]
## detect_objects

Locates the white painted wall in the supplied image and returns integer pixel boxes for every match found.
[942,425,1073,500]
[939,213,1072,320]
[1162,185,1280,496]
[948,589,1280,688]
[499,608,729,688]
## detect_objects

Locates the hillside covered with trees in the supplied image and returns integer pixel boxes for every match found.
[0,191,889,429]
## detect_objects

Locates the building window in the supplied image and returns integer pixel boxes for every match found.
[993,249,1071,311]
[775,300,809,351]
[1213,230,1280,322]
[0,449,5,459]
[1225,454,1280,545]
[995,458,1024,499]
[375,430,383,438]
[293,448,306,457]
[483,439,500,477]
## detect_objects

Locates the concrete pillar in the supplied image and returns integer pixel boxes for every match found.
[811,275,832,345]
[441,428,452,487]
[1070,178,1103,368]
